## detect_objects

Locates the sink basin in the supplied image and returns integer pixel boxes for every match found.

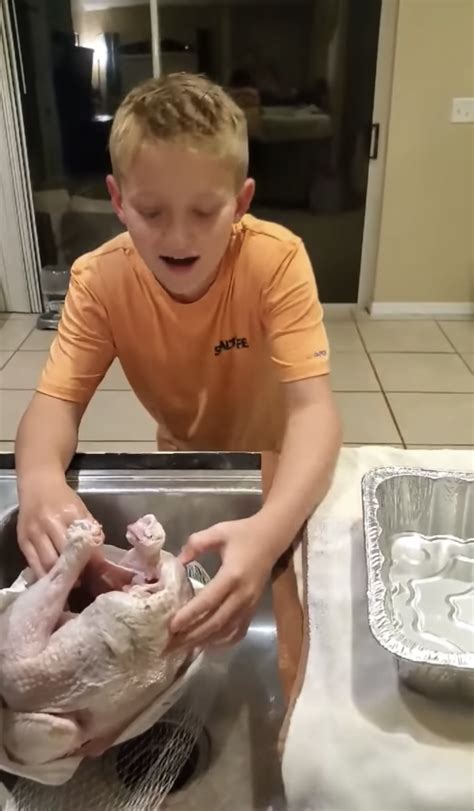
[0,460,286,810]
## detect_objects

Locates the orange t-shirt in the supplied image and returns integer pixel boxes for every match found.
[38,215,329,452]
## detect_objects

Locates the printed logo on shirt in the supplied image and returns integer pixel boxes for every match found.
[313,350,328,358]
[214,337,250,356]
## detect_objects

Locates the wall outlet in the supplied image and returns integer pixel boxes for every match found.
[451,97,474,123]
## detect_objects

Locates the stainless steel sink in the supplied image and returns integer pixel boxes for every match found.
[0,462,286,810]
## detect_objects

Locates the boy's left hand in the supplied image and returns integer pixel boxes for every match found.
[169,515,278,648]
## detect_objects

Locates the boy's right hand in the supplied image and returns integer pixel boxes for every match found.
[17,475,93,578]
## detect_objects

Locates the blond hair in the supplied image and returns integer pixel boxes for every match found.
[109,73,249,186]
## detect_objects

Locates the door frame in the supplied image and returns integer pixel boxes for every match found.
[150,0,161,77]
[357,0,399,309]
[0,1,42,313]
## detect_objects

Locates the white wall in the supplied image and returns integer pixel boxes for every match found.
[373,0,474,306]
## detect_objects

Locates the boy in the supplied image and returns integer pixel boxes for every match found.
[15,73,341,649]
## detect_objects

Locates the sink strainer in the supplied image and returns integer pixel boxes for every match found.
[5,704,212,810]
[3,563,220,811]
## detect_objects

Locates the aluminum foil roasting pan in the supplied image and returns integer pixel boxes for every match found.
[362,467,474,702]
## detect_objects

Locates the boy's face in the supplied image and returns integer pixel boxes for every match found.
[107,140,255,301]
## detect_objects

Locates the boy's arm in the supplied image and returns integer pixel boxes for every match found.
[171,374,341,648]
[15,393,92,577]
[15,259,115,577]
[16,392,85,479]
[255,374,341,549]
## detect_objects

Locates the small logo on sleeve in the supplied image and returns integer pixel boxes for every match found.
[214,337,250,356]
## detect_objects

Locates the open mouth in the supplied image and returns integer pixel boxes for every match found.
[160,256,199,271]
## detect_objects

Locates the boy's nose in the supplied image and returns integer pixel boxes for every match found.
[162,219,191,253]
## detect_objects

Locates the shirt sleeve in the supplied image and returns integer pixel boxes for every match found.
[37,258,116,404]
[261,239,330,383]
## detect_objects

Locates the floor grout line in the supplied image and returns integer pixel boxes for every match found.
[0,440,156,444]
[434,320,472,357]
[363,349,457,355]
[15,325,40,352]
[454,351,474,375]
[342,390,474,395]
[7,349,469,356]
[353,320,406,448]
[354,318,445,323]
[2,389,472,395]
[400,438,474,450]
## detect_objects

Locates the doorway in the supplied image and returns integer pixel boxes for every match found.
[2,0,384,310]
[154,0,382,303]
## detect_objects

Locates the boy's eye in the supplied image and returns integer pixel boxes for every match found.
[193,209,217,219]
[141,211,161,220]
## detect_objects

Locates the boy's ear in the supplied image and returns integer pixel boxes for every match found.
[235,178,255,221]
[106,175,126,225]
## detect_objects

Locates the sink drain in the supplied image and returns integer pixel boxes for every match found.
[115,720,211,796]
[168,729,211,794]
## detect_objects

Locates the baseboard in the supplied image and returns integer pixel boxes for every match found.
[370,302,474,318]
[322,303,356,315]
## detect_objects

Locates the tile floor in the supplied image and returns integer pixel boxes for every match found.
[0,310,473,453]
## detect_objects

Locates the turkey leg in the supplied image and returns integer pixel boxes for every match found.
[0,520,103,707]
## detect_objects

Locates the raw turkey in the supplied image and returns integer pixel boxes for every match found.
[0,515,193,766]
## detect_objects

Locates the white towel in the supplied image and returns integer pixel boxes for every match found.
[283,446,474,811]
